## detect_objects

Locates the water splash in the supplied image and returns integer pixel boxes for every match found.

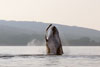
[27,39,45,46]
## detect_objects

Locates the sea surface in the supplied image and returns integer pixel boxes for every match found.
[0,46,100,67]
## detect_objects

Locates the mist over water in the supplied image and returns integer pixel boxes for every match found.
[0,46,100,67]
[27,39,45,46]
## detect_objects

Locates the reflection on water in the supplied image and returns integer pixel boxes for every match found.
[44,56,61,67]
[0,46,100,67]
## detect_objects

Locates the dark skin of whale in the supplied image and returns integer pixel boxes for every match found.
[45,24,63,55]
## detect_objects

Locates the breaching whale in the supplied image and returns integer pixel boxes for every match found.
[45,24,63,55]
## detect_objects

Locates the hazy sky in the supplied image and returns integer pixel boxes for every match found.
[0,0,100,30]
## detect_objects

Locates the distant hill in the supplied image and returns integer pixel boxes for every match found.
[0,20,100,46]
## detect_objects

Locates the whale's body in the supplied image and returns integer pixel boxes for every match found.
[45,24,63,55]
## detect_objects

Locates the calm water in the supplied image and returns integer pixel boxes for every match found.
[0,46,100,67]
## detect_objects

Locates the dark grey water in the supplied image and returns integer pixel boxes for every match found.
[0,46,100,67]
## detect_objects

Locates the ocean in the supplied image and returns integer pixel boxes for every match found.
[0,46,100,67]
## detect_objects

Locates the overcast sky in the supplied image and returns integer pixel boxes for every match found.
[0,0,100,30]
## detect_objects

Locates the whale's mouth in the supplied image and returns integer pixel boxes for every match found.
[46,26,52,39]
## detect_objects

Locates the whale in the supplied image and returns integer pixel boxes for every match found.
[45,24,63,55]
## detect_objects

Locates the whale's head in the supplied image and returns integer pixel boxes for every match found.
[46,26,58,39]
[45,24,63,55]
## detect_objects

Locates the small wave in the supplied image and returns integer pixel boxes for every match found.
[0,54,100,59]
[0,54,46,59]
[62,55,100,59]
